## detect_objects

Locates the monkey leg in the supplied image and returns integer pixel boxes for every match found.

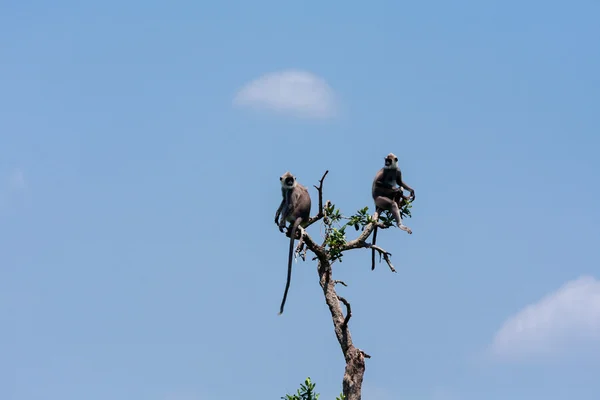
[378,187,407,213]
[394,192,407,209]
[274,205,283,226]
[374,196,394,214]
[391,201,412,234]
[375,196,412,235]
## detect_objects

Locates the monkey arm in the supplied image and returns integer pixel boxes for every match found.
[400,181,414,193]
[274,200,285,224]
[401,182,415,201]
[396,170,415,200]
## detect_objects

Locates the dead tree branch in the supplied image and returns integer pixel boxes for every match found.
[305,170,329,228]
[367,245,396,273]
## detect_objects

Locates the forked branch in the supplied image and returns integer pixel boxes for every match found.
[368,245,396,273]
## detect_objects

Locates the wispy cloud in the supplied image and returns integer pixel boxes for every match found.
[233,69,337,119]
[490,276,600,359]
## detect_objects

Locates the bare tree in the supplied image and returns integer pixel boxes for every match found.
[280,171,412,400]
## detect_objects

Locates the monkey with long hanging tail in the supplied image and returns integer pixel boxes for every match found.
[274,171,312,314]
[371,153,416,270]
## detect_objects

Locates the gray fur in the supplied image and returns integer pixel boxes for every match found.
[274,171,312,314]
[371,153,416,270]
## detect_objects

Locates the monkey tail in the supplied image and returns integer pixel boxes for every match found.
[279,217,302,315]
[371,225,378,271]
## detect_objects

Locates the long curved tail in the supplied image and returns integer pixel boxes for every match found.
[371,225,378,270]
[279,217,302,315]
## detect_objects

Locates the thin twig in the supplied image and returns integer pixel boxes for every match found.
[369,245,396,273]
[306,170,329,228]
[314,170,329,214]
[333,280,348,287]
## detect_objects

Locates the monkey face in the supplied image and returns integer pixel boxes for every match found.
[280,172,297,189]
[384,153,399,169]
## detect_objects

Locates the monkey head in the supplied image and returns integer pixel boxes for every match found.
[280,172,297,189]
[384,153,399,169]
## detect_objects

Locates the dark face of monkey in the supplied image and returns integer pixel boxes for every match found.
[384,153,399,169]
[280,172,296,189]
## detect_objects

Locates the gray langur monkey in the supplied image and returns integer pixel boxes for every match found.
[274,171,312,315]
[371,153,416,270]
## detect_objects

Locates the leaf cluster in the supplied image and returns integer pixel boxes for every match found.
[321,198,412,263]
[281,377,345,400]
[322,204,372,263]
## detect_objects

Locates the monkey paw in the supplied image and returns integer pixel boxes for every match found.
[399,225,412,235]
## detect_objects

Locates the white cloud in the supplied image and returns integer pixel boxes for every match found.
[233,69,337,118]
[490,276,600,359]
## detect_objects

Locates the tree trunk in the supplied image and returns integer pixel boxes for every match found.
[318,260,368,400]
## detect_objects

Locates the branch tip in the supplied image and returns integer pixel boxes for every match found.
[306,170,330,228]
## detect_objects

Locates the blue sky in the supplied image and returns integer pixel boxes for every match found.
[2,1,600,399]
